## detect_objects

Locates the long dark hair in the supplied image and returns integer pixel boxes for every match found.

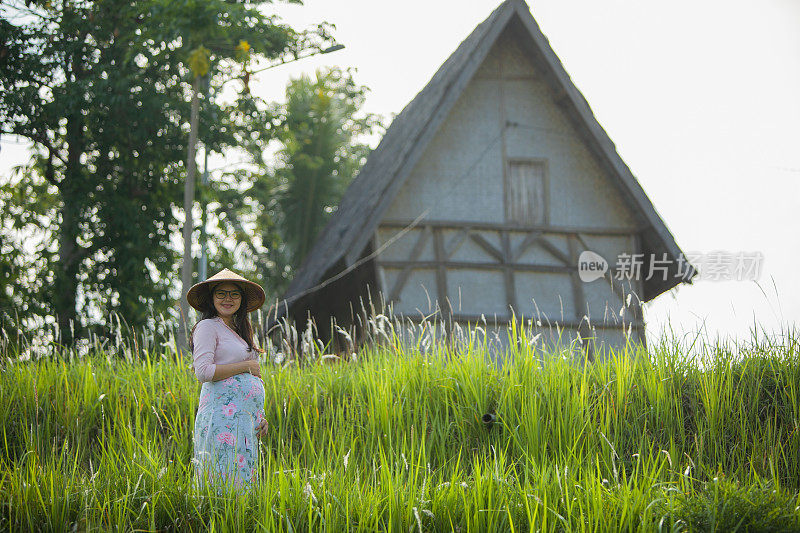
[189,282,256,352]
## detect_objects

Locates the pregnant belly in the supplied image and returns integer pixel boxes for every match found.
[236,373,266,407]
[198,372,265,415]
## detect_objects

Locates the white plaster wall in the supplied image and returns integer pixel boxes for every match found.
[446,270,508,316]
[382,78,504,223]
[376,227,435,262]
[516,271,576,320]
[383,269,439,316]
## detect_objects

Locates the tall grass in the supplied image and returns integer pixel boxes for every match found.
[1,318,799,531]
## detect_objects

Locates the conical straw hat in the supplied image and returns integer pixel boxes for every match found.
[186,268,266,313]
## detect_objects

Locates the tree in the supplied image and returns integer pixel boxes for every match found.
[0,0,333,347]
[1,4,96,344]
[275,67,381,267]
[212,67,383,301]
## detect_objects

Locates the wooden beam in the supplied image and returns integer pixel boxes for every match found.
[432,227,450,319]
[573,233,592,256]
[499,45,510,245]
[501,231,518,311]
[469,233,504,262]
[511,230,542,262]
[568,233,594,362]
[377,260,576,275]
[387,225,432,301]
[603,272,629,308]
[567,234,587,320]
[444,227,471,260]
[632,231,648,350]
[535,235,572,266]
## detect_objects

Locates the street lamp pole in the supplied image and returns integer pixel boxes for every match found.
[199,73,212,283]
[198,143,210,282]
[178,73,201,348]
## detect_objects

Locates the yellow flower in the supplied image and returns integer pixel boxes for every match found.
[235,40,252,63]
[236,40,251,53]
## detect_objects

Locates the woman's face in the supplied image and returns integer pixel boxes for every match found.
[211,281,243,320]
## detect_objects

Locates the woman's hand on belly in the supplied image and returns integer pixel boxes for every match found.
[245,360,262,379]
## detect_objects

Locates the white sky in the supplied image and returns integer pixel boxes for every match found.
[2,0,798,348]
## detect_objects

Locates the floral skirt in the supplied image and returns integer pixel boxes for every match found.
[192,372,265,491]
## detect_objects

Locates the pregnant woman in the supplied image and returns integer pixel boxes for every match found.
[187,268,269,491]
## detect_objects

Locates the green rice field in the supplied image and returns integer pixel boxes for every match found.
[1,322,799,531]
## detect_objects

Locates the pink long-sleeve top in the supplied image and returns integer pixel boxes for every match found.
[191,316,256,383]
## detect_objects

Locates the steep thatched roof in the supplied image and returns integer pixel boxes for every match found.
[277,0,696,317]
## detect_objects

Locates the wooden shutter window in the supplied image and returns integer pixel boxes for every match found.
[507,161,545,225]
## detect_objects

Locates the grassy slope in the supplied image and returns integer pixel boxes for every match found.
[1,328,799,532]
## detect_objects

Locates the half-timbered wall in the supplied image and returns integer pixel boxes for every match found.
[374,26,647,360]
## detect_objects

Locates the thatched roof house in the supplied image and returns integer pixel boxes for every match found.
[270,0,696,359]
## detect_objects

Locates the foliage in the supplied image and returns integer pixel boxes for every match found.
[212,67,383,299]
[0,0,335,344]
[273,67,381,267]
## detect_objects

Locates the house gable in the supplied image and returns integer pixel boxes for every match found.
[276,0,696,331]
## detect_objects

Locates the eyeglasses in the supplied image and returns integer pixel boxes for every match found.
[213,289,242,301]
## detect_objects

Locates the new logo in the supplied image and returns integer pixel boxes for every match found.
[578,251,608,282]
